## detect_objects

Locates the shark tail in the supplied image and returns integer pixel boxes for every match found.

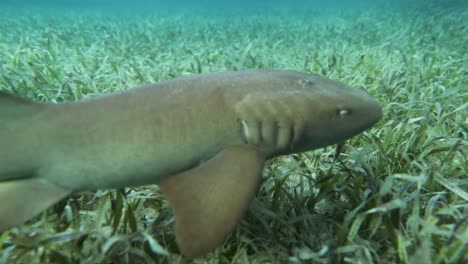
[0,91,71,231]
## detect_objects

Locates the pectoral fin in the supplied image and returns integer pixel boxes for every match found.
[158,145,265,257]
[0,178,71,231]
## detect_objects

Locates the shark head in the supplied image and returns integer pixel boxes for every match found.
[233,70,382,156]
[291,72,382,153]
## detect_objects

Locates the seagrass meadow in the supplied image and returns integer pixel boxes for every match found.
[0,2,467,264]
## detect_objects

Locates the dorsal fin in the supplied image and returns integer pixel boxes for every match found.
[159,145,265,257]
[0,91,44,120]
[0,91,36,106]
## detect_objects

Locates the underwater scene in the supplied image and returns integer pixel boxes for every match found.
[0,0,466,263]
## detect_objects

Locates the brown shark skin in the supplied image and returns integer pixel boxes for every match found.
[0,70,382,255]
[16,70,379,190]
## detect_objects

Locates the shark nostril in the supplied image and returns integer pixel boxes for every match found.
[298,79,315,87]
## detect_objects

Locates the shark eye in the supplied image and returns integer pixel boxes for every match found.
[337,108,352,117]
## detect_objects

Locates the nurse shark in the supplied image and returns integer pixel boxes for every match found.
[0,70,381,257]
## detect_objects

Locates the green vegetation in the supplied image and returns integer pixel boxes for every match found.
[0,5,466,264]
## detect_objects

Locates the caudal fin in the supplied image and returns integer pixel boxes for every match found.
[0,178,71,231]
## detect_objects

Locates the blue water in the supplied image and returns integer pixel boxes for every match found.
[1,0,467,11]
[0,0,465,86]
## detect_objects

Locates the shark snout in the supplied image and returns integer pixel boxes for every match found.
[334,90,382,137]
[365,97,382,126]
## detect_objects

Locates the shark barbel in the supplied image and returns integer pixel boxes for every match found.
[0,70,382,257]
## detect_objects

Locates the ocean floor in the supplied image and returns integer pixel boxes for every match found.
[0,4,466,263]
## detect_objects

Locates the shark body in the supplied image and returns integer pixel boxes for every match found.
[0,70,381,256]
